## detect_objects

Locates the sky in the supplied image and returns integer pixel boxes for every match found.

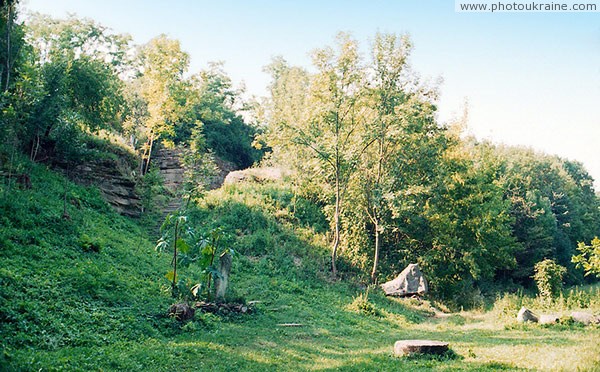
[21,0,600,188]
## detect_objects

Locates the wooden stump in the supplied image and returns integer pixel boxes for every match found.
[168,303,195,321]
[394,340,449,356]
[215,252,232,300]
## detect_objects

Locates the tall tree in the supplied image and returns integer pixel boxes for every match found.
[359,33,419,282]
[187,62,261,168]
[0,0,19,93]
[136,35,189,174]
[268,33,368,277]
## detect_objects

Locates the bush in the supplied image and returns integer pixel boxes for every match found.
[572,237,600,278]
[533,259,567,301]
[347,291,381,317]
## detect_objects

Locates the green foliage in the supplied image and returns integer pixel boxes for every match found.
[347,290,381,317]
[195,64,262,168]
[24,14,127,153]
[156,213,233,301]
[2,156,600,371]
[490,145,600,285]
[0,159,172,356]
[572,237,600,277]
[263,32,600,302]
[533,259,567,301]
[78,233,103,253]
[2,12,600,369]
[0,0,25,94]
[136,166,167,213]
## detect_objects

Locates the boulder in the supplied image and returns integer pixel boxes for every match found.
[394,340,449,356]
[539,314,559,325]
[224,167,284,185]
[517,307,539,323]
[381,264,428,297]
[570,311,599,326]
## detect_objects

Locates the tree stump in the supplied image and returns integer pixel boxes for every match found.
[168,303,195,321]
[215,252,232,301]
[394,340,449,356]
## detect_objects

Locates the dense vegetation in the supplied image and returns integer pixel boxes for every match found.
[261,33,600,304]
[1,2,600,370]
[1,165,599,370]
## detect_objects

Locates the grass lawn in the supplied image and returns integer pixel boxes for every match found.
[2,167,599,371]
[9,283,600,371]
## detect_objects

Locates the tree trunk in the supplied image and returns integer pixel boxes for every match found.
[370,129,385,283]
[4,2,12,92]
[371,218,380,283]
[143,133,155,175]
[171,217,180,298]
[331,173,340,278]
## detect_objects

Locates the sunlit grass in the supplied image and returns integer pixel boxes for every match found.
[2,172,599,371]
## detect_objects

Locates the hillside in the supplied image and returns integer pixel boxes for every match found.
[1,162,599,371]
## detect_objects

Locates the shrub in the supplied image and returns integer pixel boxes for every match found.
[533,259,567,301]
[347,291,381,317]
[79,233,102,253]
[572,237,600,278]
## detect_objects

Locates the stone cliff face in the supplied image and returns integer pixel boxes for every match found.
[64,148,236,218]
[151,149,238,217]
[153,148,237,193]
[152,148,185,194]
[71,157,141,217]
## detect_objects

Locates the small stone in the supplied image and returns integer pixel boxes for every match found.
[394,340,449,356]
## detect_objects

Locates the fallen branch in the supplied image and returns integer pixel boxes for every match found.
[194,301,252,314]
[276,323,303,327]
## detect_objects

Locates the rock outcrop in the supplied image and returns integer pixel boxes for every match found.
[153,148,238,193]
[71,157,141,217]
[223,167,285,185]
[152,148,185,193]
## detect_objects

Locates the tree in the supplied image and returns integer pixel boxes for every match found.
[186,62,262,168]
[421,142,518,304]
[0,0,20,93]
[266,33,368,277]
[358,32,446,283]
[135,35,189,174]
[26,13,132,72]
[490,146,599,285]
[533,259,566,301]
[572,237,600,277]
[24,14,128,160]
[262,56,312,169]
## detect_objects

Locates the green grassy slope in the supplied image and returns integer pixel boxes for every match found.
[1,165,599,371]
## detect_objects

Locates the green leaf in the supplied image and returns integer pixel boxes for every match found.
[155,238,169,252]
[176,238,190,254]
[190,283,201,297]
[165,270,175,282]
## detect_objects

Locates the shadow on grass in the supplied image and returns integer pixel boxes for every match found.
[317,352,525,372]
